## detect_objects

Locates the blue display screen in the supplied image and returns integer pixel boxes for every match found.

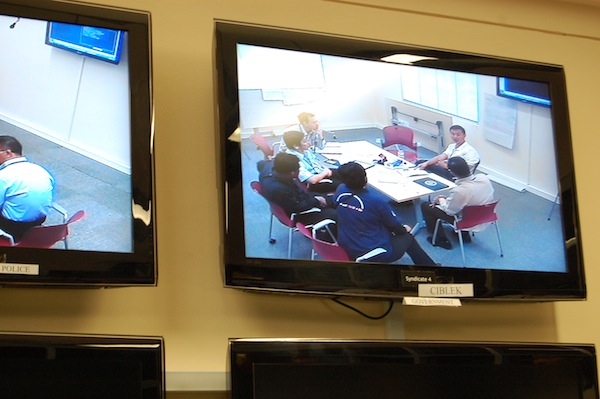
[46,22,125,64]
[498,77,551,106]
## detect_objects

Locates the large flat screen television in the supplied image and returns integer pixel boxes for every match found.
[229,338,599,399]
[216,21,585,301]
[0,0,156,286]
[0,332,164,398]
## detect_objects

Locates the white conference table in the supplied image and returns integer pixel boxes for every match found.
[317,140,456,232]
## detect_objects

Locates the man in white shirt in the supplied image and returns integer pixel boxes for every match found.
[418,125,480,180]
[297,112,326,150]
[420,156,494,249]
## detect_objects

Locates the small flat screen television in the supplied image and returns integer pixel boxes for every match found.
[0,332,164,398]
[0,0,155,286]
[215,21,585,301]
[46,21,125,64]
[498,77,551,106]
[229,338,599,399]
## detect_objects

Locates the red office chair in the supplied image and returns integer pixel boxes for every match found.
[251,180,316,259]
[296,221,348,261]
[379,125,418,162]
[17,210,86,249]
[432,200,503,266]
[0,210,86,249]
[250,133,279,160]
[297,221,387,263]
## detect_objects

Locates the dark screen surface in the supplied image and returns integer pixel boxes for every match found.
[0,332,164,399]
[230,339,599,399]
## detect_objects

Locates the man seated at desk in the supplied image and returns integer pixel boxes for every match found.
[421,156,494,250]
[283,130,342,193]
[0,135,55,242]
[297,111,327,150]
[417,125,480,180]
[259,153,337,239]
[333,162,437,265]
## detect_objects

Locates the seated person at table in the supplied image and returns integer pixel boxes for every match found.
[333,162,437,265]
[259,153,337,238]
[420,156,494,250]
[0,135,55,242]
[283,130,341,193]
[417,125,480,180]
[297,111,326,150]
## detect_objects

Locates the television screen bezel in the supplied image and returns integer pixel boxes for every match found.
[215,21,585,302]
[0,0,156,287]
[228,338,599,399]
[0,331,165,398]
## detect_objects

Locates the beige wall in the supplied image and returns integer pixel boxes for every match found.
[1,0,599,392]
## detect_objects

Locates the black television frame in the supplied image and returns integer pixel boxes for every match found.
[215,21,585,301]
[0,331,165,398]
[228,338,599,399]
[0,0,156,287]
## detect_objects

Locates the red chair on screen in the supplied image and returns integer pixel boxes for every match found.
[0,210,86,249]
[251,180,301,259]
[379,125,418,162]
[250,133,280,160]
[433,200,503,266]
[296,221,387,263]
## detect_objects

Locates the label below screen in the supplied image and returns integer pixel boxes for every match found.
[0,263,40,275]
[403,297,462,307]
[418,283,474,298]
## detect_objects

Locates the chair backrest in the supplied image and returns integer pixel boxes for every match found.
[250,181,295,228]
[250,133,274,160]
[297,222,351,262]
[456,201,499,230]
[382,125,417,150]
[0,229,14,247]
[15,210,86,249]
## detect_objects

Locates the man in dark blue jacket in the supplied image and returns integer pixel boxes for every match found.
[334,162,436,265]
[258,153,337,237]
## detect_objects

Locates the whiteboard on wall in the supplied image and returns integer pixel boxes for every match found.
[482,93,518,149]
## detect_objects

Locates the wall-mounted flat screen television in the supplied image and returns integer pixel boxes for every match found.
[216,21,585,301]
[498,77,551,107]
[0,0,155,286]
[229,339,599,399]
[0,332,164,398]
[46,21,125,64]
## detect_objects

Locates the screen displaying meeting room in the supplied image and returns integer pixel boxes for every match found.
[218,20,584,302]
[0,0,156,286]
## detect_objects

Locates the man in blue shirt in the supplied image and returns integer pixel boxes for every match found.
[283,130,341,193]
[334,162,436,265]
[0,135,54,242]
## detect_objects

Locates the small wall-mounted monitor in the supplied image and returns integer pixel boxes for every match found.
[0,0,155,287]
[0,332,165,398]
[215,21,585,302]
[46,22,125,64]
[498,77,551,106]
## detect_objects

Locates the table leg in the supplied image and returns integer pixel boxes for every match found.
[410,197,427,235]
